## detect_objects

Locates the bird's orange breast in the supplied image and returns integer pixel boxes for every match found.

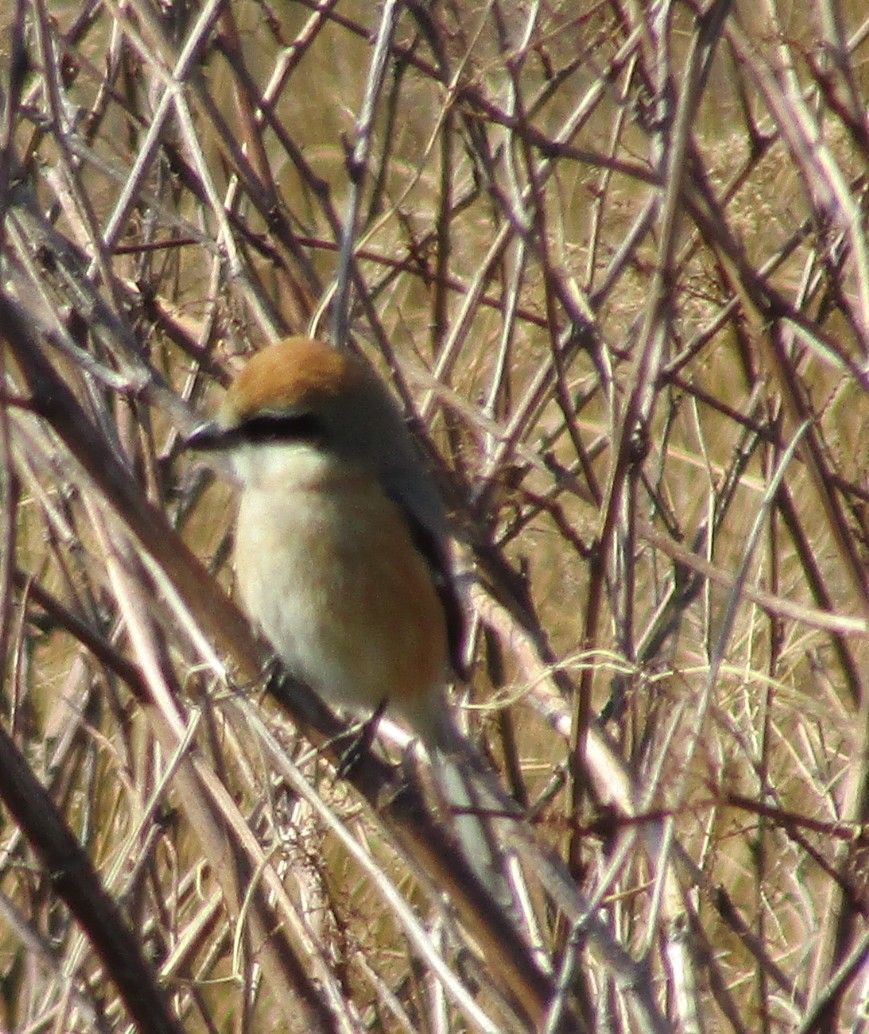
[234,465,449,725]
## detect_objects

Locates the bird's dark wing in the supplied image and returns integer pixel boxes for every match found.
[389,495,468,681]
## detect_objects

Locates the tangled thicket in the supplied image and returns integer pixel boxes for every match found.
[0,1,866,1031]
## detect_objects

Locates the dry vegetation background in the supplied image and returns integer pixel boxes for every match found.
[0,0,866,1031]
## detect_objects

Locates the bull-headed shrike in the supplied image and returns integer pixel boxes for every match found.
[187,336,509,905]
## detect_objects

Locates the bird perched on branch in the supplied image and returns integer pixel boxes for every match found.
[187,336,509,905]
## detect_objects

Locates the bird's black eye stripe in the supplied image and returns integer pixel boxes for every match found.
[238,412,325,444]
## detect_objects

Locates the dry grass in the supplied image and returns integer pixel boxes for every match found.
[0,0,867,1031]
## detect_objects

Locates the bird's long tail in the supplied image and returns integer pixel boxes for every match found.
[422,706,516,914]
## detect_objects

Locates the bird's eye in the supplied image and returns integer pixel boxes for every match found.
[238,412,325,444]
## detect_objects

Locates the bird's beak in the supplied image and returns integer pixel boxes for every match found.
[183,420,235,452]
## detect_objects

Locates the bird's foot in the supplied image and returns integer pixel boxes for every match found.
[335,699,388,778]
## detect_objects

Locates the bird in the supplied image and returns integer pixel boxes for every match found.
[186,335,510,904]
